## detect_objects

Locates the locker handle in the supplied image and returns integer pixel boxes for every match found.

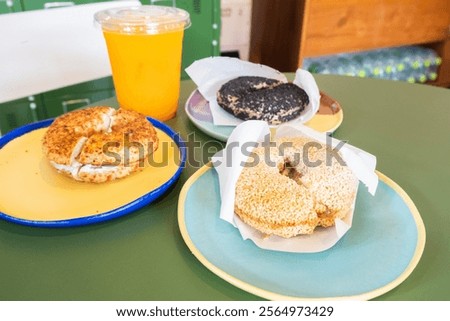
[62,98,91,114]
[44,2,75,9]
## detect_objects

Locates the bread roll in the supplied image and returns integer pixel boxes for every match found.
[235,137,358,238]
[42,106,158,183]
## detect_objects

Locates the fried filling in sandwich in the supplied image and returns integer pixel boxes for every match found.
[279,159,303,186]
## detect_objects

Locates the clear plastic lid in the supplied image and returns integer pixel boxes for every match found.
[94,5,191,34]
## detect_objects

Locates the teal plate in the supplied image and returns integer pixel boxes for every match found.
[185,90,344,142]
[178,165,426,300]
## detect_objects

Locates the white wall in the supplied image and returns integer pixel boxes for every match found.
[220,0,252,60]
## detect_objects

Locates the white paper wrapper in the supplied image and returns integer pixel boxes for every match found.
[185,57,320,126]
[212,121,378,253]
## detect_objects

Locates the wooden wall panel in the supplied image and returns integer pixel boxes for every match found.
[300,0,450,59]
[249,0,304,72]
[249,0,450,86]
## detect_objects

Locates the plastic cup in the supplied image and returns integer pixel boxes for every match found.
[95,6,190,121]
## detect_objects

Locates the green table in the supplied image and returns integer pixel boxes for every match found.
[0,75,449,300]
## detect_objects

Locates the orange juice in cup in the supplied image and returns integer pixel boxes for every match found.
[95,6,190,121]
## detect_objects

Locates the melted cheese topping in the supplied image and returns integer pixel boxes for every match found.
[0,127,180,221]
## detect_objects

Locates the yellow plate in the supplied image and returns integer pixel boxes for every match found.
[0,119,184,227]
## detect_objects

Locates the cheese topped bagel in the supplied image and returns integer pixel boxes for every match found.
[42,106,158,183]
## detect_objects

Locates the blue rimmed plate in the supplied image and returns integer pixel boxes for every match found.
[0,118,186,227]
[178,164,426,300]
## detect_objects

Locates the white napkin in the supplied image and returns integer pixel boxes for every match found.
[212,121,378,253]
[185,57,320,127]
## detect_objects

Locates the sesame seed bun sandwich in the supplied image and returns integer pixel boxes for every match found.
[42,106,158,183]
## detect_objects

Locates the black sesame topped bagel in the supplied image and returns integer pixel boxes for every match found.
[217,76,309,124]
